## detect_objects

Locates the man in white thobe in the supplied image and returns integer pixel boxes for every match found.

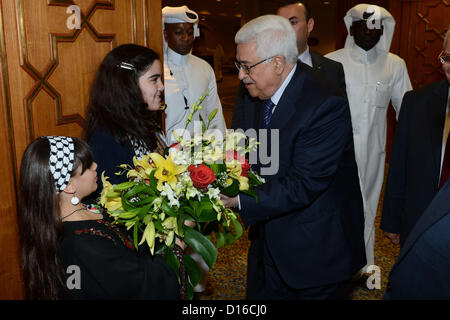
[162,5,226,145]
[326,4,412,280]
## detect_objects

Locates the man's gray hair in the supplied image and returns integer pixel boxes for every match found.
[235,15,299,65]
[444,25,450,49]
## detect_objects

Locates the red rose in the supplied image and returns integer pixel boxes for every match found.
[240,158,251,177]
[188,164,216,189]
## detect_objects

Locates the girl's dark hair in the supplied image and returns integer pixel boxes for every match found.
[18,137,93,299]
[84,44,162,151]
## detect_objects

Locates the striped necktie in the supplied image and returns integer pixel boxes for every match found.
[262,99,275,128]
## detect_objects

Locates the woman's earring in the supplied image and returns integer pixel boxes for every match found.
[71,194,80,205]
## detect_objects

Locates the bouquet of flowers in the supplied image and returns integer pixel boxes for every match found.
[99,93,264,299]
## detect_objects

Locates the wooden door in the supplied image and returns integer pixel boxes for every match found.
[0,0,163,299]
[391,0,450,88]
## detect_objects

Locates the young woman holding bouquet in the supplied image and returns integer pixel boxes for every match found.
[18,136,181,299]
[84,44,167,201]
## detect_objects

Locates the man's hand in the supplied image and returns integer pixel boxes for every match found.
[219,194,239,208]
[384,232,400,245]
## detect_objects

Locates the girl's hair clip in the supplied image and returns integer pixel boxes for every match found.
[118,62,136,71]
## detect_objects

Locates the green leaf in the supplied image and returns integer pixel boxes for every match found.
[161,198,177,217]
[113,181,136,191]
[106,190,121,198]
[208,108,218,122]
[162,246,180,277]
[132,195,156,207]
[209,163,226,175]
[123,183,153,199]
[248,171,263,186]
[199,114,207,133]
[136,204,153,220]
[197,197,216,222]
[215,230,225,249]
[220,179,240,197]
[147,170,159,192]
[184,253,201,288]
[185,280,194,300]
[183,227,217,269]
[231,217,244,240]
[133,220,140,251]
[153,219,164,231]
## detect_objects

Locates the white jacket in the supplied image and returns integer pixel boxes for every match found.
[163,47,226,144]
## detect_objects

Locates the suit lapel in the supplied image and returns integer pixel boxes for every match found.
[310,50,323,72]
[267,62,305,130]
[429,80,449,181]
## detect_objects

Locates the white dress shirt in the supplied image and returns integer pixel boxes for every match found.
[298,46,313,68]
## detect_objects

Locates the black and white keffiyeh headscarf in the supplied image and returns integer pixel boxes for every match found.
[45,136,75,194]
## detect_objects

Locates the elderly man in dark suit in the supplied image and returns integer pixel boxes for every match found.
[381,27,450,247]
[231,1,346,129]
[221,14,365,300]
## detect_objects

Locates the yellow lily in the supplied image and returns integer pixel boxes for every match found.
[226,160,249,191]
[99,172,123,211]
[226,159,242,179]
[238,175,249,191]
[149,153,187,191]
[139,221,155,254]
[127,154,154,180]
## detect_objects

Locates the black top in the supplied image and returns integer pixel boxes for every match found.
[58,214,180,300]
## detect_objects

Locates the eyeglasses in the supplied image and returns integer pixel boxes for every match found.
[234,55,276,74]
[438,51,450,64]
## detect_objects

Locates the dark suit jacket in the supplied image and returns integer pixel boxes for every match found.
[381,79,449,246]
[235,62,366,290]
[309,50,347,98]
[231,51,347,129]
[384,180,450,299]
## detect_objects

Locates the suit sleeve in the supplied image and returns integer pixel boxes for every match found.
[239,96,353,226]
[380,92,412,234]
[391,59,412,119]
[336,62,348,100]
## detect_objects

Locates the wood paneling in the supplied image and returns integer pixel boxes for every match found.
[0,0,163,299]
[395,0,449,89]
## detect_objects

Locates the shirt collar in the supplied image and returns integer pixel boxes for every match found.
[349,43,378,63]
[298,46,313,68]
[166,47,189,66]
[270,63,297,106]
